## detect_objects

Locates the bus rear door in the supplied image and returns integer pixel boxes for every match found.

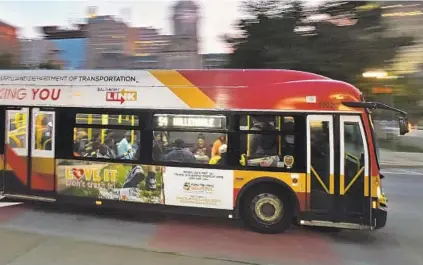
[3,107,56,198]
[3,107,30,194]
[0,107,5,196]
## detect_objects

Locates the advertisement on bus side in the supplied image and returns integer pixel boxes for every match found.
[163,167,233,210]
[56,160,234,210]
[56,160,164,204]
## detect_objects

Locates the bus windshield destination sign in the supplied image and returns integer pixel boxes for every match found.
[154,114,226,129]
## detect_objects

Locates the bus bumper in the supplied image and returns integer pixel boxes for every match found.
[373,208,387,229]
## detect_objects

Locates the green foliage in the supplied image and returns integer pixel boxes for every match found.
[226,0,415,84]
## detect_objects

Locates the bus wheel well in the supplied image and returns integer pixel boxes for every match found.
[237,178,300,220]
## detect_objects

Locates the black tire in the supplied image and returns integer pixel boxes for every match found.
[241,185,293,234]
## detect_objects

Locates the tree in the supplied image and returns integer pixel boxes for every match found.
[0,53,14,69]
[226,1,414,84]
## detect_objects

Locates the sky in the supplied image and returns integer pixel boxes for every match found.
[0,0,323,54]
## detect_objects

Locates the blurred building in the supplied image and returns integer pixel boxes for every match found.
[86,15,133,69]
[130,55,161,69]
[162,0,201,69]
[201,53,229,69]
[0,20,20,66]
[380,1,423,74]
[19,39,63,68]
[133,27,170,56]
[40,25,87,69]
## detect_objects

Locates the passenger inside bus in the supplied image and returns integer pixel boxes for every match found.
[211,134,226,157]
[163,138,196,163]
[73,129,136,160]
[209,144,227,165]
[239,115,298,169]
[152,132,167,161]
[117,132,133,159]
[191,134,211,163]
[248,115,278,158]
[281,119,295,157]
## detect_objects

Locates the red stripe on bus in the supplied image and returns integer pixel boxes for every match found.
[31,172,54,191]
[5,145,27,185]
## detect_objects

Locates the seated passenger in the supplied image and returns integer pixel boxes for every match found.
[117,132,133,159]
[96,144,114,159]
[152,132,166,161]
[191,134,210,163]
[209,144,227,165]
[249,116,278,158]
[211,134,226,157]
[164,138,196,163]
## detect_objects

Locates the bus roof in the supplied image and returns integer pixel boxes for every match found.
[0,69,362,112]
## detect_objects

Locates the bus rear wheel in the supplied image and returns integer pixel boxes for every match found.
[242,185,293,234]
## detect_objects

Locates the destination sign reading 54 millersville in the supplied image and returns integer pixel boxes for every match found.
[153,114,227,129]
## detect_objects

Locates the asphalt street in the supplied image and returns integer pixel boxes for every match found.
[0,167,423,265]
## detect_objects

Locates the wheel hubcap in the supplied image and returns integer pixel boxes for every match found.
[252,193,283,225]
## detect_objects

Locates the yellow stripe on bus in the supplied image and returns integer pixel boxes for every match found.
[342,167,365,195]
[310,166,330,194]
[150,70,216,108]
[364,175,369,196]
[340,174,345,195]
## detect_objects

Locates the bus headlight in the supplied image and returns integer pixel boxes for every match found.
[377,186,388,207]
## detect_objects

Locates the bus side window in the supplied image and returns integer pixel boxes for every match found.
[73,128,140,161]
[239,115,297,169]
[152,131,228,165]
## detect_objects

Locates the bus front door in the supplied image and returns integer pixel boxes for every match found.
[337,115,371,228]
[306,115,335,221]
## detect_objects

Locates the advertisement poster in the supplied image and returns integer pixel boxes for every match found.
[163,167,234,210]
[56,160,164,204]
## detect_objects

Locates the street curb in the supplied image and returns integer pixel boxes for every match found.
[380,163,423,169]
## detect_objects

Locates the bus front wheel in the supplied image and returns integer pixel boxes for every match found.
[241,185,293,234]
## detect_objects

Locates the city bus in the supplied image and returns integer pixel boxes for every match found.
[0,69,409,234]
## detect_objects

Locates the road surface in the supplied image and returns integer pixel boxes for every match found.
[0,167,423,265]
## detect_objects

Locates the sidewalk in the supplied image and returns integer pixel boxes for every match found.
[379,149,423,168]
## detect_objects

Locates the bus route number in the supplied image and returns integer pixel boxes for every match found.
[319,101,339,109]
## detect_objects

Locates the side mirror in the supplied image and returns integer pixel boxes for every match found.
[399,117,409,135]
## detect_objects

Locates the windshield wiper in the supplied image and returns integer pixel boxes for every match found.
[342,101,407,116]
